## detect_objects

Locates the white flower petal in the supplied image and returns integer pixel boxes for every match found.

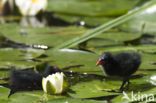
[42,77,47,93]
[42,72,66,94]
[15,0,47,16]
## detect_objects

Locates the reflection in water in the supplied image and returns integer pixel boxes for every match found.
[0,14,72,27]
[20,16,46,27]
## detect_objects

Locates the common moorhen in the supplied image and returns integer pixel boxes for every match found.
[96,52,141,91]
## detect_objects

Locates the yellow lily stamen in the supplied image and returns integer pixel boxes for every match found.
[32,0,38,3]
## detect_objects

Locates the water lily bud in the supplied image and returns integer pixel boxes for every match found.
[15,0,47,16]
[42,72,68,94]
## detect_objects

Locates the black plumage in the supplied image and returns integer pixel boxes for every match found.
[43,66,62,77]
[96,52,141,90]
[8,66,61,97]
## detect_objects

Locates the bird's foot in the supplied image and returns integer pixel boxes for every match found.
[119,81,130,91]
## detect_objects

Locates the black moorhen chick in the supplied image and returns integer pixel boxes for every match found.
[9,66,61,97]
[96,52,141,91]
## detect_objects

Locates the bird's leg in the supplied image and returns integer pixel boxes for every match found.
[126,80,130,87]
[8,87,16,98]
[125,79,130,89]
[119,77,129,91]
[119,80,127,91]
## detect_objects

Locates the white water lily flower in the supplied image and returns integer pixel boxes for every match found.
[15,0,47,16]
[42,72,68,94]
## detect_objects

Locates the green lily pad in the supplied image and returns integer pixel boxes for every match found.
[125,75,156,92]
[112,87,156,103]
[0,23,142,50]
[46,98,107,103]
[40,49,103,75]
[0,70,9,84]
[0,71,8,79]
[0,87,10,103]
[87,38,123,48]
[119,4,156,35]
[0,48,44,68]
[47,0,141,16]
[0,23,88,47]
[0,86,67,103]
[8,90,66,103]
[87,31,141,47]
[47,0,144,27]
[95,31,141,42]
[140,53,156,70]
[68,73,154,99]
[69,80,120,98]
[89,45,156,53]
[9,92,42,103]
[54,13,114,26]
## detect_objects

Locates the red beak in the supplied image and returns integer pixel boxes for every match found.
[96,59,101,66]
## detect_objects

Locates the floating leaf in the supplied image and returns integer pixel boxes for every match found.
[112,87,156,103]
[46,98,107,103]
[54,13,114,26]
[90,45,156,53]
[0,48,44,68]
[87,31,141,48]
[53,1,156,50]
[8,90,66,103]
[120,4,156,34]
[69,80,120,98]
[68,74,154,99]
[0,87,10,103]
[47,0,141,16]
[0,23,88,47]
[40,49,102,75]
